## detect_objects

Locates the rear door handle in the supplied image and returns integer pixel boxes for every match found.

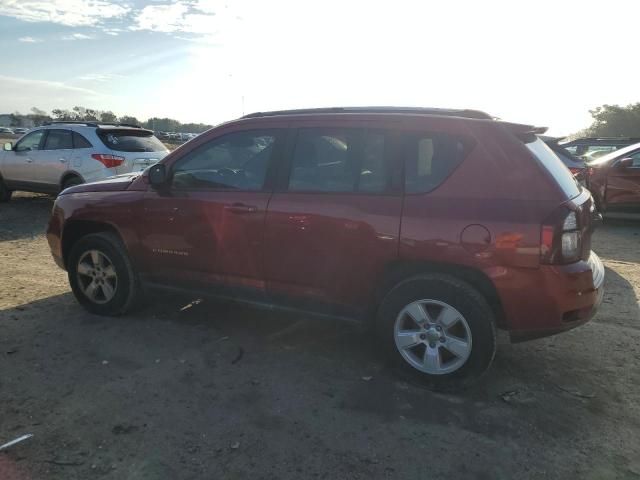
[224,203,258,214]
[59,158,67,163]
[26,158,33,163]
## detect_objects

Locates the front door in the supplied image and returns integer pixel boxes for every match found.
[263,123,402,318]
[606,150,640,213]
[39,129,74,186]
[2,129,46,185]
[139,128,284,298]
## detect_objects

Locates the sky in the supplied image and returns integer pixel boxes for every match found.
[0,0,637,135]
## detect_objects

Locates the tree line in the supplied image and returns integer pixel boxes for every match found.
[6,106,213,134]
[7,103,640,138]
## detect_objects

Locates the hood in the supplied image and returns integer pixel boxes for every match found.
[60,172,142,195]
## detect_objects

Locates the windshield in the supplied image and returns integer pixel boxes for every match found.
[97,129,168,153]
[526,138,581,198]
[587,141,640,166]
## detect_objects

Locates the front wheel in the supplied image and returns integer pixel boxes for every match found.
[0,179,12,202]
[376,274,496,389]
[68,232,141,315]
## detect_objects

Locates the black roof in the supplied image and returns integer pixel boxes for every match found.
[562,137,640,145]
[242,106,494,120]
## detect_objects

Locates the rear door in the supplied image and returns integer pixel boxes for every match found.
[39,129,73,186]
[263,121,402,318]
[1,129,46,185]
[605,150,640,212]
[139,127,285,297]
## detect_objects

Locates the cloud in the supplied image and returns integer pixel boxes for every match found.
[61,33,95,40]
[131,0,241,39]
[77,73,123,82]
[0,74,100,96]
[0,0,130,27]
[18,36,41,43]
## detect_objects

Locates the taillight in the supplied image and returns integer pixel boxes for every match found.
[92,154,125,168]
[540,209,582,264]
[569,167,581,176]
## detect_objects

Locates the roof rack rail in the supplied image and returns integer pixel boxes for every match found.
[42,121,143,128]
[242,106,494,120]
[43,120,99,127]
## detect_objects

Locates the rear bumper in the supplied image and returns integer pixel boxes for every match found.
[492,251,605,342]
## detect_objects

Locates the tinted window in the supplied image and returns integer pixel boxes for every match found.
[173,130,277,190]
[97,129,167,152]
[44,129,73,150]
[73,132,92,148]
[525,138,581,198]
[404,132,469,194]
[288,128,389,193]
[629,150,640,167]
[15,130,45,152]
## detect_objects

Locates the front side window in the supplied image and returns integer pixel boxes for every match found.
[15,130,45,152]
[404,132,471,194]
[628,150,640,168]
[44,129,73,150]
[172,130,277,190]
[288,128,389,193]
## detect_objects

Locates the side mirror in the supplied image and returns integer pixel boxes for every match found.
[148,163,168,187]
[3,142,13,151]
[617,157,634,169]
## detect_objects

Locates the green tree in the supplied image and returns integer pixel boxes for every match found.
[100,111,118,123]
[581,103,640,137]
[119,115,140,126]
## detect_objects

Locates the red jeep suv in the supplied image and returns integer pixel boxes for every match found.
[47,107,604,385]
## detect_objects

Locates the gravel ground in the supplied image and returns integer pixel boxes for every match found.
[1,192,639,480]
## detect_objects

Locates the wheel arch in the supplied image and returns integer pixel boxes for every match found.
[59,171,85,190]
[373,260,507,328]
[61,220,123,269]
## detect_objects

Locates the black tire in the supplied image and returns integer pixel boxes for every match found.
[376,274,496,390]
[62,176,82,190]
[0,179,12,202]
[68,232,141,315]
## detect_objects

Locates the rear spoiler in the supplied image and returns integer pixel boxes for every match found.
[498,121,548,143]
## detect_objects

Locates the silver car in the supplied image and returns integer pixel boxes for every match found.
[0,121,169,202]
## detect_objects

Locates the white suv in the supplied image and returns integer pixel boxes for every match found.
[0,122,169,202]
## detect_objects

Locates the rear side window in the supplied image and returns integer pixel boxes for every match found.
[73,132,92,148]
[525,138,580,198]
[97,129,167,152]
[44,129,73,150]
[288,128,390,193]
[403,132,470,194]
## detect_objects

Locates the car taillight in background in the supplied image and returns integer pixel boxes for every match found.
[540,209,582,264]
[569,167,582,176]
[92,154,125,168]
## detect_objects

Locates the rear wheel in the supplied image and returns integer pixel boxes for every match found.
[376,274,496,389]
[0,179,12,202]
[68,232,141,315]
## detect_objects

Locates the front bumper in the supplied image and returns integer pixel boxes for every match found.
[495,251,605,342]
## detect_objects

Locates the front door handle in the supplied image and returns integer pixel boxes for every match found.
[224,203,258,214]
[59,158,67,163]
[26,158,33,163]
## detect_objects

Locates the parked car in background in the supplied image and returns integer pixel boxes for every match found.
[0,127,14,134]
[540,136,586,182]
[46,107,604,387]
[12,127,28,135]
[562,137,640,160]
[0,121,169,201]
[586,141,640,214]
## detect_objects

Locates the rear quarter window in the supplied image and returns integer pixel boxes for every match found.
[525,138,580,198]
[97,129,167,153]
[403,132,473,194]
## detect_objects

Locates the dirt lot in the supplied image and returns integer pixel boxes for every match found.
[1,193,639,480]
